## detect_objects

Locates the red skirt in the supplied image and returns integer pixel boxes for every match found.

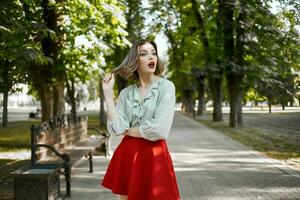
[101,135,180,200]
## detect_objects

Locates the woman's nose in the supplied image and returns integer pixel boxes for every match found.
[149,54,154,60]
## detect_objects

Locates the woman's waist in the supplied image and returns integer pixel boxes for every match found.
[122,134,165,144]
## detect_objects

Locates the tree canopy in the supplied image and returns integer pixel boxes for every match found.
[1,0,299,127]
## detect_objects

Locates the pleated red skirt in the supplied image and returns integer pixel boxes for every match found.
[101,135,180,200]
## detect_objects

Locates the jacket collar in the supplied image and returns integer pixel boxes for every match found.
[127,77,163,107]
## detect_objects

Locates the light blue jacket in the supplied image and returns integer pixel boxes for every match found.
[107,77,176,141]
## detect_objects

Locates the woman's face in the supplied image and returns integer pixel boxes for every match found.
[137,42,157,76]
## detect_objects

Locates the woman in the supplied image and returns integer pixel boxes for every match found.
[101,39,180,200]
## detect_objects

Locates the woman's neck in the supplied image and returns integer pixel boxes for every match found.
[138,74,159,89]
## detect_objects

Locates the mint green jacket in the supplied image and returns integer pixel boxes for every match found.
[107,78,176,141]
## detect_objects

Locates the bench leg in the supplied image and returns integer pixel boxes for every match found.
[88,152,93,173]
[64,164,71,198]
[106,137,111,157]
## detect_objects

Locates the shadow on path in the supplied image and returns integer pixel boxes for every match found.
[66,112,300,200]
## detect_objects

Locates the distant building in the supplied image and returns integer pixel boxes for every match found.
[0,84,39,108]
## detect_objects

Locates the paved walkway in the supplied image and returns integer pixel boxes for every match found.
[197,112,300,137]
[63,112,300,200]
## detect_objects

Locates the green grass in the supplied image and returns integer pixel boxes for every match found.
[0,120,40,152]
[86,114,107,135]
[0,159,30,199]
[183,112,300,161]
[0,114,107,152]
[0,113,107,198]
[0,159,30,178]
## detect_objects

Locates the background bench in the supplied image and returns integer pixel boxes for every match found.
[12,114,109,199]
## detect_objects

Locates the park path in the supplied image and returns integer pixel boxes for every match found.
[64,112,300,200]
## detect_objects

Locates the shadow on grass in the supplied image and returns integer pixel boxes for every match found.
[0,114,107,150]
[0,120,40,151]
[0,159,30,200]
[183,112,300,161]
[0,113,107,199]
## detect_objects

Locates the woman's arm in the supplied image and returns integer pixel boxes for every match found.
[104,91,117,122]
[102,73,117,121]
[138,81,176,141]
[125,127,143,138]
[103,73,129,136]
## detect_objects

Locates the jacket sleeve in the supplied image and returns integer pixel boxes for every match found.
[139,82,175,141]
[106,89,130,136]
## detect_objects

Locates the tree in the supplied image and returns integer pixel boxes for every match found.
[190,0,224,120]
[0,1,29,127]
[19,0,65,121]
[18,0,128,121]
[149,0,225,118]
[148,0,203,113]
[249,0,300,114]
[101,0,145,125]
[61,0,128,118]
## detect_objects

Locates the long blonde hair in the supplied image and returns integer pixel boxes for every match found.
[113,39,164,80]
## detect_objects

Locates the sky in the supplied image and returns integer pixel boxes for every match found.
[141,0,169,57]
[154,32,169,58]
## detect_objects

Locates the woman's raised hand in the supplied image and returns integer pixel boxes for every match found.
[102,73,115,94]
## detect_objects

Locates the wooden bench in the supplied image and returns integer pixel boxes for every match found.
[29,114,108,198]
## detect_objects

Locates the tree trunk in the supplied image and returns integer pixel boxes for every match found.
[268,99,272,113]
[22,0,64,121]
[53,80,65,116]
[209,0,225,122]
[227,76,238,127]
[36,84,54,122]
[213,81,223,121]
[223,0,246,127]
[197,76,206,115]
[2,89,8,127]
[40,0,63,120]
[222,0,236,126]
[234,1,245,128]
[66,79,77,115]
[99,77,106,126]
[227,76,244,127]
[222,0,235,127]
[182,89,194,113]
[237,87,243,126]
[191,0,223,121]
[1,61,9,127]
[208,76,223,121]
[229,98,238,127]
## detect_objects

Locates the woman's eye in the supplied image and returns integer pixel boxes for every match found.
[139,52,157,57]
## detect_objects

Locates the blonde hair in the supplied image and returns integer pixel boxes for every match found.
[112,40,164,80]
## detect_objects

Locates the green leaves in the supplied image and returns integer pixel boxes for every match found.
[0,26,12,33]
[147,0,299,117]
[61,0,128,82]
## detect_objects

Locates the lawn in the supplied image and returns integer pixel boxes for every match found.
[0,114,106,152]
[86,113,107,134]
[0,120,40,152]
[0,113,107,198]
[184,112,300,161]
[0,159,30,199]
